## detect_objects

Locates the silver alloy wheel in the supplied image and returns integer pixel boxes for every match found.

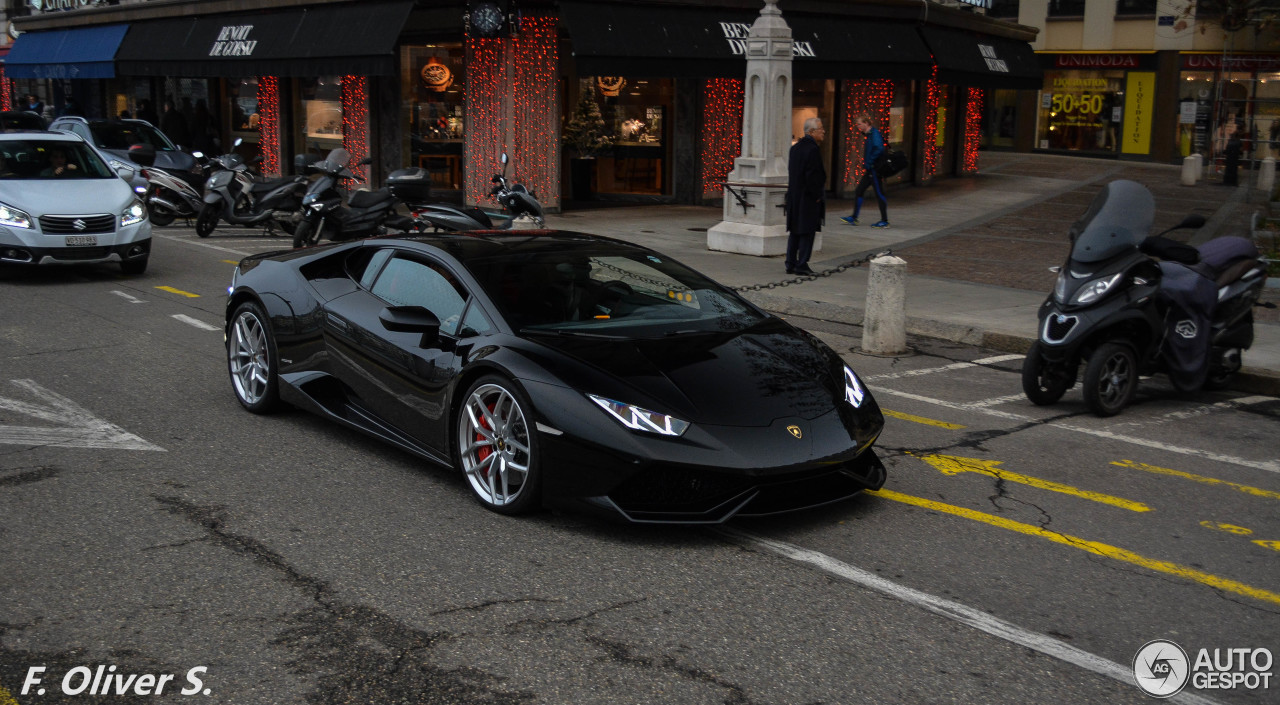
[459,383,532,507]
[1097,351,1131,406]
[229,309,270,406]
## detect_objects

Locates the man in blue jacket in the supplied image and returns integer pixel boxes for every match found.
[785,117,826,275]
[842,114,889,228]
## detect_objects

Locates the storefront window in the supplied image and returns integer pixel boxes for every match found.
[983,88,1019,149]
[1176,71,1215,157]
[792,79,836,187]
[403,44,465,191]
[1037,69,1124,154]
[580,77,672,196]
[1254,73,1280,161]
[229,78,259,140]
[299,76,343,155]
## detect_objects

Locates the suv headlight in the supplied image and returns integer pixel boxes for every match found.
[1070,273,1122,305]
[0,202,33,229]
[843,365,866,408]
[587,394,690,437]
[121,199,146,227]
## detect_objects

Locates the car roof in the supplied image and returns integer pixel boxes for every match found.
[371,231,652,262]
[0,131,84,143]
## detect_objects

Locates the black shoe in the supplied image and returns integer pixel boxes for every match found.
[785,267,795,274]
[795,266,816,275]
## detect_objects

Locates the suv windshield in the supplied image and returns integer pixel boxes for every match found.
[0,140,114,180]
[89,122,177,152]
[467,248,764,335]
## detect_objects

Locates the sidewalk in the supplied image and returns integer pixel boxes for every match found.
[540,152,1280,393]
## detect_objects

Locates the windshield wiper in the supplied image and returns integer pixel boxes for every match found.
[519,328,628,340]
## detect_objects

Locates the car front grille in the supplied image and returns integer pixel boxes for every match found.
[609,465,754,511]
[39,214,117,235]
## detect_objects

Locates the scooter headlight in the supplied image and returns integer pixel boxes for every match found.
[1053,272,1069,304]
[1070,273,1123,305]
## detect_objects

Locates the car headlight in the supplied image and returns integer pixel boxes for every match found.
[843,365,866,408]
[0,202,33,229]
[1070,273,1122,305]
[121,200,146,227]
[587,394,690,437]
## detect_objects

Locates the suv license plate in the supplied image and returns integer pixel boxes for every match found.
[65,236,97,246]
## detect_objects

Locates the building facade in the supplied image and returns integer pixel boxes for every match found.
[3,0,1040,210]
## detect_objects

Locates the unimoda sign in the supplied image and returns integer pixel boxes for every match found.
[27,0,103,12]
[718,22,816,58]
[209,25,258,57]
[1055,54,1142,68]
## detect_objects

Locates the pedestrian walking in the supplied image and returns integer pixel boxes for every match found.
[785,117,826,276]
[842,114,890,228]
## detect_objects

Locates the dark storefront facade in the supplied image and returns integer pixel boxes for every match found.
[6,0,1039,211]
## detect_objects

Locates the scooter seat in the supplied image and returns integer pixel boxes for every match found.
[349,188,395,209]
[250,176,296,193]
[1196,237,1260,286]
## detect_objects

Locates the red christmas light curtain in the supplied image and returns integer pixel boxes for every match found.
[341,76,370,185]
[464,33,505,207]
[922,65,941,180]
[699,78,743,197]
[257,77,281,177]
[841,80,893,188]
[963,87,984,175]
[512,16,558,206]
[0,67,12,111]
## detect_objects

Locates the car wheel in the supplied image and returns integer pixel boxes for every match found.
[196,203,220,238]
[120,257,148,276]
[456,376,541,515]
[227,301,281,414]
[148,203,176,227]
[292,219,325,249]
[1021,342,1073,406]
[1083,342,1137,417]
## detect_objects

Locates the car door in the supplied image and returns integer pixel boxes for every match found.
[321,249,469,455]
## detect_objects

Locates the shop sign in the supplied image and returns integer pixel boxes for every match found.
[1054,54,1142,69]
[979,45,1009,73]
[209,25,258,58]
[1121,71,1155,155]
[717,22,816,58]
[26,0,102,12]
[1182,54,1280,72]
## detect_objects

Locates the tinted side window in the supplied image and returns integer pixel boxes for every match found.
[460,301,494,337]
[370,256,467,336]
[358,249,394,290]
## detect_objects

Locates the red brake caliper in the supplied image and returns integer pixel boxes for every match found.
[475,402,496,478]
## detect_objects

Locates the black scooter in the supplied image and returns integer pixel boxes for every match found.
[197,139,312,238]
[396,153,545,232]
[292,148,412,248]
[1022,179,1267,416]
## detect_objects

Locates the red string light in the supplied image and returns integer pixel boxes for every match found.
[923,64,941,179]
[963,87,983,174]
[464,33,504,206]
[341,75,370,186]
[699,78,742,197]
[0,67,12,111]
[841,79,894,189]
[512,16,559,208]
[257,76,280,177]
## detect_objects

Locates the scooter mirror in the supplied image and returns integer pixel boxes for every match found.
[360,156,374,166]
[501,153,509,165]
[1154,213,1207,238]
[233,137,244,148]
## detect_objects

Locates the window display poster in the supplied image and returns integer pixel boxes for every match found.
[1122,72,1156,155]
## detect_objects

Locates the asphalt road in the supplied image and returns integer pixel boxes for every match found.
[1,225,1276,705]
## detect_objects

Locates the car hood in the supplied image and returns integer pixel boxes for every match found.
[4,179,135,217]
[528,319,843,426]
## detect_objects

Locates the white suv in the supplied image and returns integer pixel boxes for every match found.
[0,131,150,274]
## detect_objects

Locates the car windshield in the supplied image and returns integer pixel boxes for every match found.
[0,140,114,180]
[89,122,177,152]
[466,248,765,335]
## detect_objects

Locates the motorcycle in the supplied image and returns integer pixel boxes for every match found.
[396,153,545,232]
[196,139,311,238]
[291,148,413,248]
[126,143,206,227]
[1021,179,1268,417]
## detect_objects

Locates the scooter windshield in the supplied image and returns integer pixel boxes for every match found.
[317,148,351,174]
[1068,179,1154,263]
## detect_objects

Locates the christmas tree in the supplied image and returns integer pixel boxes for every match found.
[563,91,613,158]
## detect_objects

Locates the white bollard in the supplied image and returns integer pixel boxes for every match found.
[1181,155,1199,186]
[1192,153,1204,182]
[1259,157,1276,196]
[862,255,908,355]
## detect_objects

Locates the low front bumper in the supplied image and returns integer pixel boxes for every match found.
[0,222,152,266]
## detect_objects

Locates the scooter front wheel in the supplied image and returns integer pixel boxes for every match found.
[1083,342,1138,417]
[1021,342,1073,406]
[147,200,176,227]
[196,203,220,238]
[292,219,325,249]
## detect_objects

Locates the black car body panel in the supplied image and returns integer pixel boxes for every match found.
[227,232,885,523]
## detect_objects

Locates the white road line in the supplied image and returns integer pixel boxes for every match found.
[1223,395,1274,407]
[966,393,1027,408]
[873,386,1280,474]
[171,314,220,332]
[153,233,250,257]
[0,380,164,451]
[715,528,1221,705]
[109,290,146,304]
[867,355,1025,382]
[1110,396,1277,431]
[973,354,1024,365]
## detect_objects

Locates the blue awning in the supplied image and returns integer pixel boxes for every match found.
[5,24,129,79]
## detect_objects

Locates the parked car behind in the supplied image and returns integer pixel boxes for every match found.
[49,116,201,195]
[0,111,48,132]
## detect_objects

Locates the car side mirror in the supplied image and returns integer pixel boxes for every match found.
[379,306,441,347]
[114,164,136,181]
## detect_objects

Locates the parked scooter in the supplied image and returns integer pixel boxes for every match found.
[126,143,205,227]
[397,153,545,232]
[1021,179,1268,416]
[291,148,413,248]
[196,139,311,238]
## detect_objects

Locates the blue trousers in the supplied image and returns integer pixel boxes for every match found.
[853,170,888,222]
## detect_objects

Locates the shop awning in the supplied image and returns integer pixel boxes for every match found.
[5,24,129,79]
[115,1,414,77]
[560,1,933,80]
[920,27,1041,89]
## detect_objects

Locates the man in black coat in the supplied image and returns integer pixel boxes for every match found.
[785,117,826,275]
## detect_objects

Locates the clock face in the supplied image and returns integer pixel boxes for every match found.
[472,3,503,36]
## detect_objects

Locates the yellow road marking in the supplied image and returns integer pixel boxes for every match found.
[1254,540,1280,552]
[918,453,1150,512]
[869,488,1280,607]
[0,683,19,705]
[882,409,966,430]
[155,286,199,298]
[1200,521,1253,536]
[223,259,240,265]
[1112,459,1280,501]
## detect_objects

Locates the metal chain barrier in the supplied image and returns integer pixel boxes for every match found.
[732,250,892,292]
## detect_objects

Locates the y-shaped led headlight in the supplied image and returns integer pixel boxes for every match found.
[843,365,866,408]
[587,394,690,437]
